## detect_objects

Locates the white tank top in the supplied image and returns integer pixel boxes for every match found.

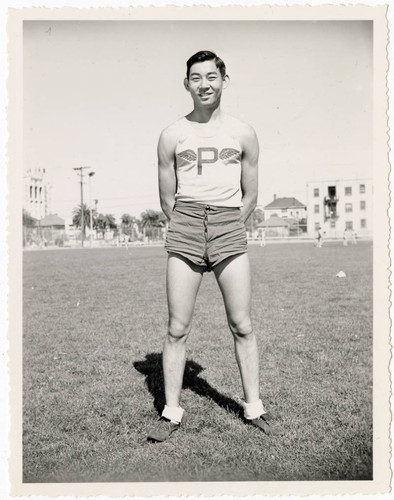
[174,116,243,207]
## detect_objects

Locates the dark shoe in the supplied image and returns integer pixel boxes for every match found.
[247,412,273,435]
[147,416,180,442]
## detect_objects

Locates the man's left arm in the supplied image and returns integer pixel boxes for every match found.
[240,125,259,222]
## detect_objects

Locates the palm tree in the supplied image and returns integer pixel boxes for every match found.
[72,204,91,238]
[103,214,117,231]
[140,209,166,240]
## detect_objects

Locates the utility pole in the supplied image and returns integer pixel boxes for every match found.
[73,166,91,247]
[94,199,98,239]
[88,171,95,248]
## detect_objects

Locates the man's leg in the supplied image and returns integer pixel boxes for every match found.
[213,253,259,403]
[214,253,271,433]
[148,253,203,442]
[164,253,203,407]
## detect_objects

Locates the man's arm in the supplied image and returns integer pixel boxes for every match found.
[158,125,178,220]
[240,124,259,222]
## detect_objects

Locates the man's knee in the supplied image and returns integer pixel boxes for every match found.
[228,316,253,337]
[167,317,191,341]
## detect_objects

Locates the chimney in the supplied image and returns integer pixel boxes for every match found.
[274,194,277,200]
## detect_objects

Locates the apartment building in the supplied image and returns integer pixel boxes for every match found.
[306,179,373,238]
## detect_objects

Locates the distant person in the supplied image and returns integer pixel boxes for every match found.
[148,50,272,442]
[260,228,266,247]
[352,231,357,245]
[316,230,323,248]
[343,228,350,246]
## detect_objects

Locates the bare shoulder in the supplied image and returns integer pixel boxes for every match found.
[224,113,258,146]
[158,119,182,147]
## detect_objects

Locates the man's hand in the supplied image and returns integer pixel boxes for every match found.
[239,124,259,222]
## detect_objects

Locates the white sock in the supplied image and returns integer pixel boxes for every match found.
[242,399,267,420]
[162,405,184,423]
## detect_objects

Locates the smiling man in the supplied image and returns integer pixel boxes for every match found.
[147,50,272,442]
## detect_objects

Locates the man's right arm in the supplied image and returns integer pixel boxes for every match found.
[158,125,178,220]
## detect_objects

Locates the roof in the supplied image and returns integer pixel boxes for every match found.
[257,215,298,228]
[39,214,65,227]
[264,197,306,210]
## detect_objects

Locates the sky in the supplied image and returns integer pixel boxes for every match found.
[23,20,373,223]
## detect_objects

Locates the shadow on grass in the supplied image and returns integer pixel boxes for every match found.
[134,353,243,419]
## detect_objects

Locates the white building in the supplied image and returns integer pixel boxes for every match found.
[23,167,52,220]
[306,179,373,239]
[263,196,307,221]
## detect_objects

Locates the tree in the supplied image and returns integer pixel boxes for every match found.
[95,213,106,235]
[103,214,117,231]
[94,213,117,233]
[245,208,265,233]
[140,209,166,239]
[72,204,91,233]
[120,213,140,240]
[120,213,134,235]
[23,209,36,227]
[23,209,37,247]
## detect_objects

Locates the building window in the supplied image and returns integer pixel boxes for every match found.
[314,188,319,197]
[330,220,336,228]
[361,219,366,228]
[345,203,353,213]
[345,186,352,196]
[328,186,336,198]
[346,221,353,230]
[360,200,366,210]
[360,184,366,194]
[281,208,287,213]
[314,204,320,214]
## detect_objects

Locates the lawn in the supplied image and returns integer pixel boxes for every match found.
[22,241,373,482]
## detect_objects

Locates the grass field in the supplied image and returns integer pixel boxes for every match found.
[23,241,373,482]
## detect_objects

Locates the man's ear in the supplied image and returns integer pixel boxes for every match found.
[222,75,230,89]
[184,78,190,92]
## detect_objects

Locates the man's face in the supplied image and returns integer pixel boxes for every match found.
[184,59,228,108]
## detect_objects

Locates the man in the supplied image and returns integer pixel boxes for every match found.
[316,229,323,248]
[147,50,271,442]
[343,228,349,246]
[260,228,266,247]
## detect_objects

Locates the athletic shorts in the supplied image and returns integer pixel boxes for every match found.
[165,201,247,271]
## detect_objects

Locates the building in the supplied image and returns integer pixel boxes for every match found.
[263,196,307,221]
[306,179,373,238]
[23,167,52,220]
[23,213,65,247]
[39,214,66,245]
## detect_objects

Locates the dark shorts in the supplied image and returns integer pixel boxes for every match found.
[165,201,248,272]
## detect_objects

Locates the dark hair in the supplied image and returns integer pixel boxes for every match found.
[186,51,226,79]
